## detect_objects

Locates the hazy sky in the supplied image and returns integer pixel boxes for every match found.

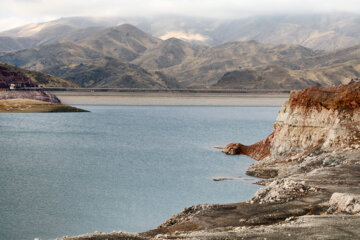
[1,0,360,31]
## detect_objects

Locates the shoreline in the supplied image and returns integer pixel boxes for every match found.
[0,99,88,113]
[57,83,360,240]
[57,149,360,240]
[54,91,289,106]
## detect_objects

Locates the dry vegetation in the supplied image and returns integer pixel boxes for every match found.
[0,62,78,88]
[0,99,87,113]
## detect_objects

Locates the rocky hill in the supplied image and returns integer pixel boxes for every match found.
[0,62,87,112]
[214,65,321,90]
[81,24,162,62]
[45,57,181,89]
[214,59,360,89]
[0,62,77,88]
[0,62,75,104]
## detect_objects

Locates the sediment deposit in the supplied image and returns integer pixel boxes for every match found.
[0,99,88,113]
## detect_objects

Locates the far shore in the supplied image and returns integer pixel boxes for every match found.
[54,91,289,106]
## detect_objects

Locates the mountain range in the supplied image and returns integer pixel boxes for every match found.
[1,14,360,51]
[0,14,359,89]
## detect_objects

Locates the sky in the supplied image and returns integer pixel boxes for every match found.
[0,0,360,31]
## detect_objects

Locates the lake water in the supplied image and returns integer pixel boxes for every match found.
[0,106,279,240]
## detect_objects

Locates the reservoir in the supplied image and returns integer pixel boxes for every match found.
[0,106,279,240]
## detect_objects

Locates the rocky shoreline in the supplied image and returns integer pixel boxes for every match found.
[58,82,359,240]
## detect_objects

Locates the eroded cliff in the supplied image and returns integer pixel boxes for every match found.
[222,81,360,178]
[139,82,360,239]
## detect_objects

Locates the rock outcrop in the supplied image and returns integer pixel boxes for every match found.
[0,89,61,103]
[222,81,360,178]
[328,193,360,214]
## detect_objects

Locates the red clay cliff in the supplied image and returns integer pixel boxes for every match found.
[222,81,360,162]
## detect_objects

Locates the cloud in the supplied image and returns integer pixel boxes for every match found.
[0,17,32,32]
[0,0,359,31]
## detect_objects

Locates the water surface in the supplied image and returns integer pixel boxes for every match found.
[0,106,278,240]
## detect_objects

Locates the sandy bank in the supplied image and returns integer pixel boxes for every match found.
[0,99,88,113]
[54,91,289,106]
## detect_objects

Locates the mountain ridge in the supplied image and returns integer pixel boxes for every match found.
[1,14,360,51]
[0,23,359,89]
[0,61,78,88]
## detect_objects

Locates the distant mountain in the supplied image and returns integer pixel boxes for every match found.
[208,14,360,51]
[133,40,323,87]
[0,62,78,88]
[0,26,180,89]
[214,45,360,89]
[0,21,106,51]
[214,62,360,89]
[80,24,161,61]
[132,37,207,69]
[0,36,35,52]
[44,57,181,89]
[286,44,360,69]
[0,41,103,71]
[150,14,360,50]
[1,14,360,51]
[0,23,359,90]
[213,65,319,90]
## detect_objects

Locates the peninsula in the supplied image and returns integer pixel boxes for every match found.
[0,62,87,113]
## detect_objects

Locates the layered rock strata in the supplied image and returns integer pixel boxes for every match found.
[0,89,61,103]
[222,81,360,178]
